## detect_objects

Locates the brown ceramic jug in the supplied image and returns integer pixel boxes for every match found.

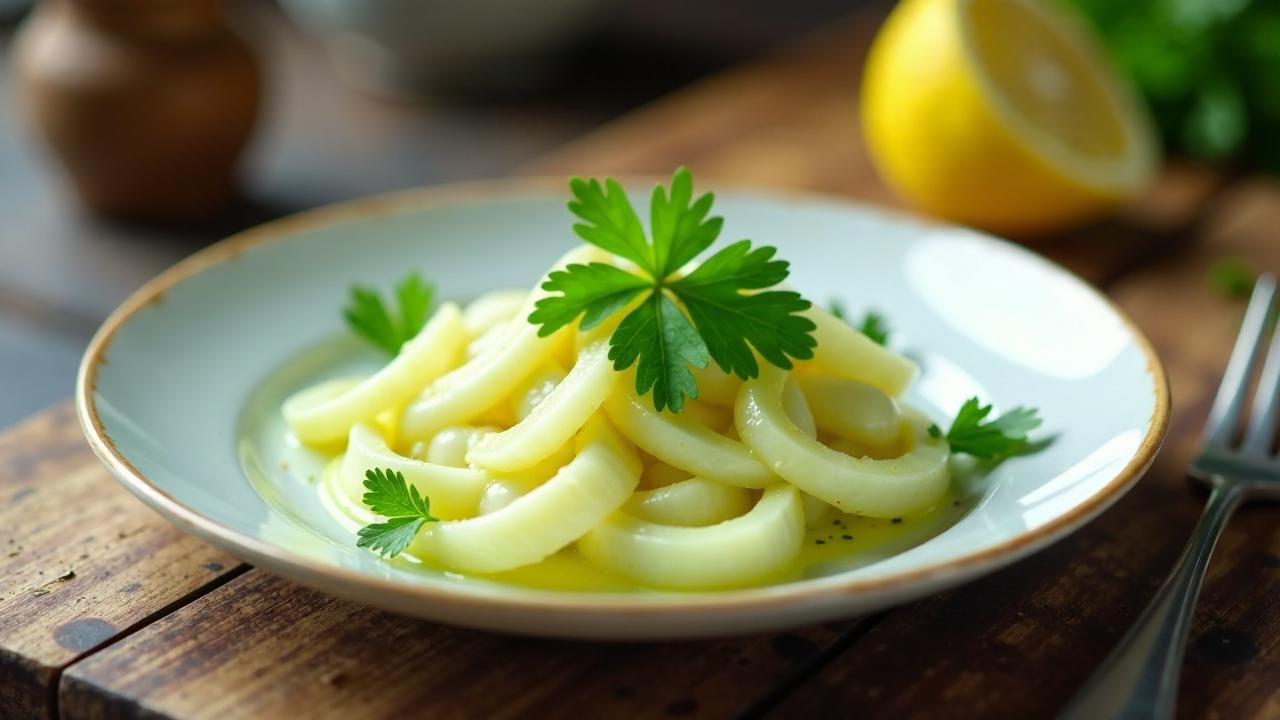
[13,0,261,222]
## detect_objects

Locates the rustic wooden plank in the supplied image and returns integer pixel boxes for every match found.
[59,569,847,720]
[0,404,244,720]
[766,179,1280,720]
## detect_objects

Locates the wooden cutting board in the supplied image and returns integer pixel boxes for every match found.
[3,10,1279,720]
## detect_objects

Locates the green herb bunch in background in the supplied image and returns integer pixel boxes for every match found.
[1065,0,1280,171]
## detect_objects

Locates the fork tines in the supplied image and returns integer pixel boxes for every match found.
[1197,273,1280,473]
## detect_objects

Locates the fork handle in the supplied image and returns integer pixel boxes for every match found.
[1058,482,1245,720]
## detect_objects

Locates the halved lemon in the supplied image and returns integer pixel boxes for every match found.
[861,0,1158,235]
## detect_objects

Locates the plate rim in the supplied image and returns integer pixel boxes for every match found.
[75,176,1172,618]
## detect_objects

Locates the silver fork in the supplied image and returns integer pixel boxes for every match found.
[1061,273,1280,720]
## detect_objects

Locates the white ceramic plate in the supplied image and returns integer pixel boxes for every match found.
[77,179,1169,639]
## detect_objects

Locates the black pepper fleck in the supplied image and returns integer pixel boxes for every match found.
[842,534,853,540]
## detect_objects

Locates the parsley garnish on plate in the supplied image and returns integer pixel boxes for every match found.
[344,273,435,355]
[830,301,890,346]
[530,167,817,412]
[929,398,1042,461]
[356,468,438,559]
[858,310,890,346]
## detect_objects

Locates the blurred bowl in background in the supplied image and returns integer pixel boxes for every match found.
[278,0,615,96]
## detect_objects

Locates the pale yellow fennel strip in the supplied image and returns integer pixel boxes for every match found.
[283,303,466,445]
[408,418,641,573]
[460,288,528,337]
[802,306,917,396]
[622,478,752,527]
[398,246,603,443]
[338,423,489,520]
[467,340,617,472]
[579,485,805,589]
[737,365,949,517]
[797,375,901,448]
[604,383,776,489]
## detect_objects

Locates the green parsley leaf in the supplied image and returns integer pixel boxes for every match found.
[929,397,1043,461]
[675,241,815,378]
[830,300,890,346]
[356,468,438,559]
[357,516,429,560]
[396,274,433,341]
[529,168,818,412]
[344,273,435,356]
[568,177,654,274]
[609,292,709,412]
[858,310,890,346]
[649,166,723,279]
[1210,257,1256,299]
[529,262,651,336]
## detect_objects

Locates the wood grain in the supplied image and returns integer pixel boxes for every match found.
[59,570,849,720]
[767,179,1280,720]
[0,405,244,720]
[6,7,1277,720]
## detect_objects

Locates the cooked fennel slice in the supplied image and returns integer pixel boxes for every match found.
[737,365,949,518]
[801,306,916,397]
[339,423,489,520]
[461,288,528,338]
[408,418,640,573]
[399,246,603,443]
[579,484,804,590]
[605,382,775,489]
[797,376,901,450]
[468,340,617,473]
[284,303,466,445]
[623,478,753,527]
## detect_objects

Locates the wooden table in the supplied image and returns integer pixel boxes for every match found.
[4,9,1279,720]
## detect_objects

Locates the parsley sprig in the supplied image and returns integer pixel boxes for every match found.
[929,398,1042,461]
[355,468,438,559]
[831,301,890,346]
[857,311,891,347]
[344,273,435,355]
[530,168,817,412]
